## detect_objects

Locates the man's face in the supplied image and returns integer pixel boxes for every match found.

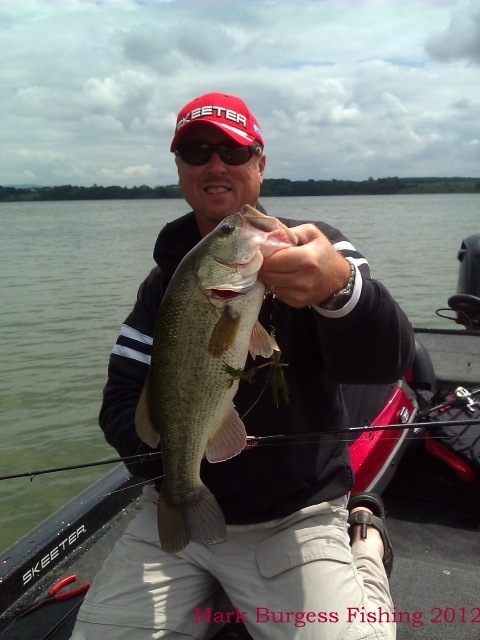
[175,124,266,237]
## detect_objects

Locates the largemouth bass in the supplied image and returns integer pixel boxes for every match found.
[135,205,297,553]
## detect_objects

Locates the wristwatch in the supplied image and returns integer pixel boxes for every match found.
[319,261,356,311]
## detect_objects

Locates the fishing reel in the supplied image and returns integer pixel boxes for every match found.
[422,385,480,418]
[420,384,480,484]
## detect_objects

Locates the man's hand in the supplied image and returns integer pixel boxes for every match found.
[258,224,351,308]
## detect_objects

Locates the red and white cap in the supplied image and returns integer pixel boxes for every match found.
[170,92,264,152]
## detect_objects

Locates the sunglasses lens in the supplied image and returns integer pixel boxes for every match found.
[177,144,212,165]
[177,143,259,166]
[218,146,252,165]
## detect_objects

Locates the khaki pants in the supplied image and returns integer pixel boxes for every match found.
[70,485,395,640]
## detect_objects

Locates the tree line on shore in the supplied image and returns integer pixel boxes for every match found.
[1,176,479,202]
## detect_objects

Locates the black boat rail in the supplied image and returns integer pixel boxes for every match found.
[0,465,139,615]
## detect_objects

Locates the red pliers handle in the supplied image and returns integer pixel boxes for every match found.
[16,574,90,619]
[48,574,90,601]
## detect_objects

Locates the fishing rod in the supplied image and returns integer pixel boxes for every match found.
[1,418,479,482]
[247,418,480,446]
[0,452,163,481]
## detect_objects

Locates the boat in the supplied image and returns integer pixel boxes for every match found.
[1,235,479,640]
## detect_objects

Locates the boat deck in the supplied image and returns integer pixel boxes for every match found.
[414,328,480,389]
[384,443,480,640]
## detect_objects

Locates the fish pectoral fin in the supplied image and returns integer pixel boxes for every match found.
[208,306,241,357]
[135,384,160,449]
[205,405,247,463]
[249,321,276,360]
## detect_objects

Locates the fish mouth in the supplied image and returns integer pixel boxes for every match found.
[210,289,245,300]
[240,204,276,231]
[241,204,298,245]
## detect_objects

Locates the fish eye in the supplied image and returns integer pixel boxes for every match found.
[220,223,235,236]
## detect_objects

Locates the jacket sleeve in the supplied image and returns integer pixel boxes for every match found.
[314,276,415,384]
[99,267,164,479]
[311,222,415,384]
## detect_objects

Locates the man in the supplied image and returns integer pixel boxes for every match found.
[71,92,415,639]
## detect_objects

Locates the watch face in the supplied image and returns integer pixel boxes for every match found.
[323,290,351,310]
[319,262,355,310]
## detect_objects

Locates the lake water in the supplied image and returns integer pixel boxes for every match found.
[1,194,478,551]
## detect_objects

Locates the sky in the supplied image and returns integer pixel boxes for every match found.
[1,0,479,188]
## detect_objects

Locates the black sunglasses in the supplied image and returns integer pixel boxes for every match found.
[175,142,263,166]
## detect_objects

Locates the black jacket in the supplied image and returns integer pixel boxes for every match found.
[99,209,415,523]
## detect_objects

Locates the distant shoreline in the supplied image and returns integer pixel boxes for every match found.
[1,177,478,202]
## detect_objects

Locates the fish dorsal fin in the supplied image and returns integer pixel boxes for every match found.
[208,306,241,357]
[205,405,247,463]
[135,383,160,449]
[249,321,275,360]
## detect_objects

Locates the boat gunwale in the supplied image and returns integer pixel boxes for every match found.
[0,464,139,615]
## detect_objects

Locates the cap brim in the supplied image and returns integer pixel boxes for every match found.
[170,120,257,152]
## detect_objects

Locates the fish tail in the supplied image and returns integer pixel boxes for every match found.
[158,484,227,554]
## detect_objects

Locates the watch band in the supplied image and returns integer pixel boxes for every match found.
[319,261,356,311]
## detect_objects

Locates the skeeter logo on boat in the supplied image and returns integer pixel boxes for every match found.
[22,524,87,586]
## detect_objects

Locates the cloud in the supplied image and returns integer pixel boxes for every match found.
[1,0,479,188]
[83,70,156,128]
[425,5,480,65]
[100,164,157,182]
[118,22,236,71]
